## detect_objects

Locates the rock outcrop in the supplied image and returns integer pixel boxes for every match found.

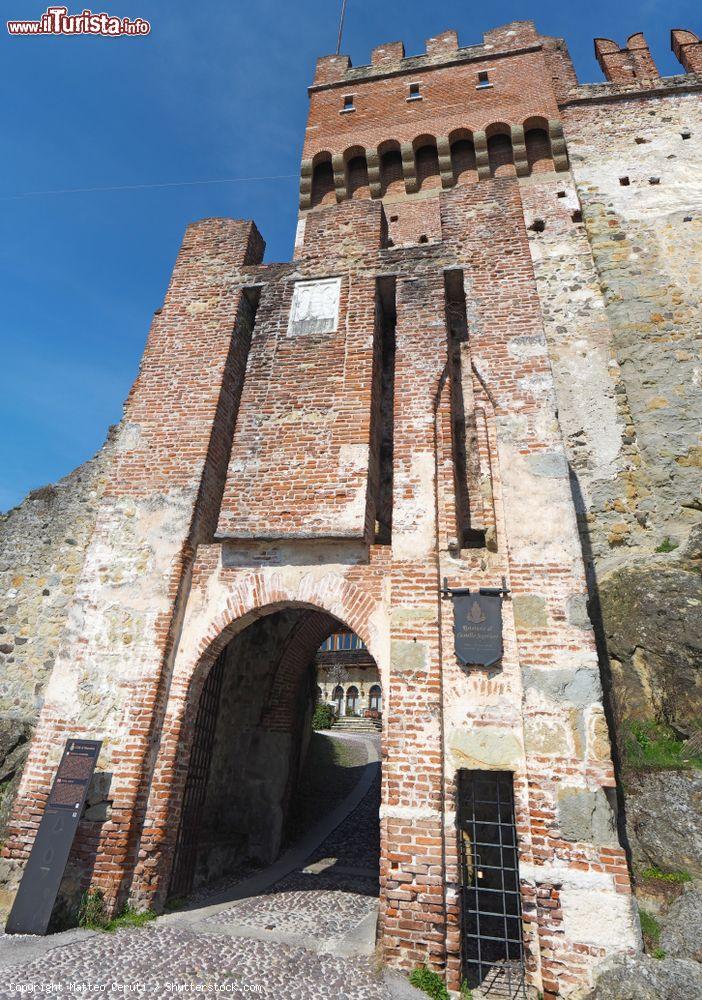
[660,887,702,963]
[599,528,702,730]
[625,770,702,878]
[584,953,702,1000]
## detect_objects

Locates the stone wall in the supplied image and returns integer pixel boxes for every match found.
[0,444,111,841]
[561,88,702,734]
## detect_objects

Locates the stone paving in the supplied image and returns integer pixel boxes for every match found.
[0,924,390,999]
[0,735,421,1000]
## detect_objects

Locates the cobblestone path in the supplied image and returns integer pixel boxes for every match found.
[0,735,420,1000]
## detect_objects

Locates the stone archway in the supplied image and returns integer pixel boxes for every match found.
[138,601,382,905]
[130,567,387,910]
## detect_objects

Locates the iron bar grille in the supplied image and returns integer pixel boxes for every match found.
[458,770,526,997]
[168,648,226,899]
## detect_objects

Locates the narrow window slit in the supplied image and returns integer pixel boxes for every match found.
[373,276,396,544]
[444,269,486,549]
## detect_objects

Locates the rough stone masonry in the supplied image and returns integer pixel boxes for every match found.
[1,18,701,999]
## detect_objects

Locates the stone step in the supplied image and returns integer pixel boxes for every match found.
[332,718,382,732]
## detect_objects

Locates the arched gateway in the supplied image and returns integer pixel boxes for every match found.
[1,18,649,996]
[158,606,379,898]
[129,570,389,916]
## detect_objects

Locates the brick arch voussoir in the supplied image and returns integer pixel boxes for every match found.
[188,571,381,701]
[261,611,339,731]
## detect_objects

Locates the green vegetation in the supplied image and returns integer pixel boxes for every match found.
[623,721,702,771]
[409,966,450,1000]
[459,982,473,999]
[78,889,155,932]
[641,865,692,884]
[312,702,335,730]
[107,904,156,930]
[78,888,108,929]
[639,908,665,958]
[655,537,679,553]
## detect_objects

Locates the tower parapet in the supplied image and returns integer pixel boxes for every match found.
[594,32,659,83]
[671,28,702,73]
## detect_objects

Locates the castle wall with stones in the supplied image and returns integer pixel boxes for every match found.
[1,18,701,999]
[0,449,112,854]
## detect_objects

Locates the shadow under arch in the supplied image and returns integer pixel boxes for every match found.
[310,150,335,207]
[412,133,441,191]
[448,128,477,186]
[140,598,383,907]
[523,115,554,174]
[485,121,516,178]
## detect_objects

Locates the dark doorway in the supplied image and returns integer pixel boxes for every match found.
[167,607,382,907]
[457,770,525,995]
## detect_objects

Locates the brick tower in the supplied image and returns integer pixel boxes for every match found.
[4,17,702,998]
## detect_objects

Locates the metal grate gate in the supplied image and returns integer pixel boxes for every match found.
[168,648,226,899]
[458,770,526,997]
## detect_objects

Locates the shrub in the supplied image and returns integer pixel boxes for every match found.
[639,908,665,958]
[78,890,155,932]
[78,889,109,929]
[108,904,156,931]
[409,966,449,1000]
[641,865,692,884]
[312,703,335,730]
[623,720,702,771]
[655,537,678,553]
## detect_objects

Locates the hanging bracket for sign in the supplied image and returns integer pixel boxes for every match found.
[440,577,511,600]
[441,578,510,668]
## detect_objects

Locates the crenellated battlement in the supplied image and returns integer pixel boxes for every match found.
[594,32,658,83]
[312,21,701,91]
[311,21,546,88]
[671,27,702,73]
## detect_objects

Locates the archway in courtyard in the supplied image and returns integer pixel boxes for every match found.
[166,606,382,902]
[314,628,383,721]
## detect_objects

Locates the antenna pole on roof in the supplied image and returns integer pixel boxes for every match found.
[336,0,348,55]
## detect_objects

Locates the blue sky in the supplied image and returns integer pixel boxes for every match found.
[1,0,696,511]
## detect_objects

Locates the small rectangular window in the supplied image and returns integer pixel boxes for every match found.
[476,70,491,89]
[341,94,355,113]
[407,81,422,101]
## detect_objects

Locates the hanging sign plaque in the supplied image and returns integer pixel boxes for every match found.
[452,592,504,667]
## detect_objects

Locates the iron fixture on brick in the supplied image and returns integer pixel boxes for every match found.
[441,578,510,599]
